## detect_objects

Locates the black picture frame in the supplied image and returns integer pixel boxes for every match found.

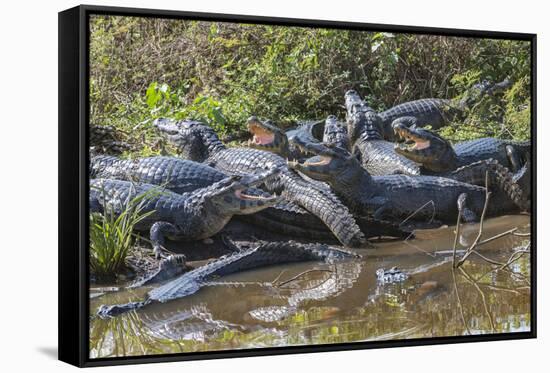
[58,4,537,367]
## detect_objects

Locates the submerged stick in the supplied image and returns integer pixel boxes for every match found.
[452,197,464,267]
[455,172,492,268]
[476,227,518,246]
[459,267,496,332]
[451,268,471,335]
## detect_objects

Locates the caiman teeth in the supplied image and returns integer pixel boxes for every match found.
[247,135,259,145]
[399,131,409,141]
[235,190,277,201]
[247,121,260,132]
[287,160,299,168]
[392,125,411,142]
[247,132,274,146]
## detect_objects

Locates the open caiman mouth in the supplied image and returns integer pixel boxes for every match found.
[287,155,333,170]
[394,126,431,151]
[247,122,275,146]
[234,189,277,202]
[303,155,333,166]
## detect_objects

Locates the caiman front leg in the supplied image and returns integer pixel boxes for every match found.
[368,197,393,220]
[457,193,478,223]
[505,145,523,172]
[150,221,179,259]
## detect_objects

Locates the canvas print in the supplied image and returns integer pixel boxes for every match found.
[88,15,532,358]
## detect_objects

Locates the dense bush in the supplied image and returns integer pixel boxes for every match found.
[90,15,531,156]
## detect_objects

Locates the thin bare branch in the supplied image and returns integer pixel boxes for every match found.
[476,227,518,246]
[452,197,463,267]
[400,200,436,227]
[451,268,471,335]
[459,267,495,333]
[276,269,334,288]
[455,172,491,268]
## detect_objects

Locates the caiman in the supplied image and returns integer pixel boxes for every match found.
[322,115,350,150]
[246,116,301,160]
[345,90,421,176]
[376,267,408,285]
[377,78,513,140]
[392,123,531,210]
[285,119,326,156]
[91,155,408,240]
[96,240,360,317]
[392,122,531,173]
[153,118,366,247]
[90,169,280,258]
[289,139,524,224]
[247,115,350,157]
[129,255,188,288]
[91,155,225,193]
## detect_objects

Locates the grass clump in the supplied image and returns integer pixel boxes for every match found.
[89,187,157,280]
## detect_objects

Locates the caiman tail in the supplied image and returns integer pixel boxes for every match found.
[450,159,529,212]
[280,171,366,247]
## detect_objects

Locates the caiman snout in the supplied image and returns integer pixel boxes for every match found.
[153,118,180,135]
[392,123,431,151]
[230,184,280,213]
[215,169,282,214]
[392,122,409,139]
[246,116,281,148]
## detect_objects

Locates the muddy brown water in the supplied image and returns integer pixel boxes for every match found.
[89,215,531,358]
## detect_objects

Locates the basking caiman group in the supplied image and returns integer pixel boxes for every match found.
[92,80,531,317]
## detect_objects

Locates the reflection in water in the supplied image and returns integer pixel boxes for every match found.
[248,261,363,322]
[89,215,531,358]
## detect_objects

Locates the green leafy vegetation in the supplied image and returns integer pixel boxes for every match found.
[90,15,531,156]
[89,187,158,280]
